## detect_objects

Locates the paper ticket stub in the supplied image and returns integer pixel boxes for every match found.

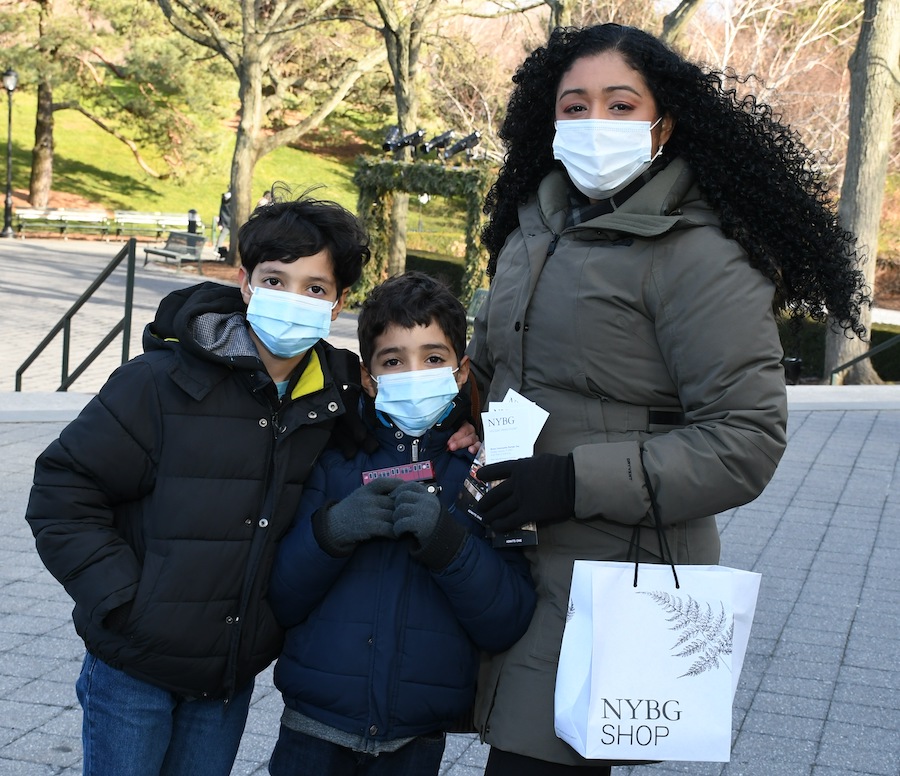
[455,448,538,548]
[362,460,435,486]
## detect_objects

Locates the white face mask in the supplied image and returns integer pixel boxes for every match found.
[246,286,336,359]
[372,367,460,438]
[552,118,663,200]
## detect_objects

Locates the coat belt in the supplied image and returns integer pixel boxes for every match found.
[598,399,686,433]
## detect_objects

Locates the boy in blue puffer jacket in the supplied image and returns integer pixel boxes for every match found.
[268,272,536,776]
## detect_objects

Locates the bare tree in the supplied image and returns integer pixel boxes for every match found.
[825,0,900,384]
[155,0,386,262]
[687,0,863,181]
[361,0,543,279]
[370,0,441,277]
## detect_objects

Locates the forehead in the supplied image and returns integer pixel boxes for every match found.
[557,51,649,95]
[251,249,336,283]
[372,321,455,353]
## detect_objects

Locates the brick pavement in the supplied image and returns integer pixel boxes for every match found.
[0,240,898,775]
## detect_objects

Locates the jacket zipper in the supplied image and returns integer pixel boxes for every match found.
[223,405,279,702]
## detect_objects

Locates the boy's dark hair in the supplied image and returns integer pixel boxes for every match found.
[237,193,370,292]
[358,272,467,367]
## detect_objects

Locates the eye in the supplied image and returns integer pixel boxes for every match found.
[561,103,587,115]
[381,357,402,368]
[307,284,328,297]
[609,101,634,113]
[425,355,447,365]
[261,276,282,288]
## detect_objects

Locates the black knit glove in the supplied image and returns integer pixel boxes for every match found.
[393,482,467,570]
[475,453,576,533]
[312,478,401,557]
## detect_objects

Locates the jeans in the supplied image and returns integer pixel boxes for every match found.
[76,652,253,776]
[268,724,446,776]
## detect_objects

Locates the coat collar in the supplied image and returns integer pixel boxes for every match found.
[533,157,718,239]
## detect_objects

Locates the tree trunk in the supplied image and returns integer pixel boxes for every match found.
[385,24,414,278]
[386,191,410,277]
[227,56,264,266]
[824,0,900,384]
[377,0,436,280]
[30,0,54,207]
[661,0,704,44]
[29,81,53,207]
[546,0,571,33]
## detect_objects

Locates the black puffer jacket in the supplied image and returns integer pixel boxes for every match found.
[26,282,362,699]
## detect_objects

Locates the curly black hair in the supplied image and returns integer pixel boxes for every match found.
[483,24,868,337]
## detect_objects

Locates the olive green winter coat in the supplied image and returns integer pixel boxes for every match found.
[468,159,787,765]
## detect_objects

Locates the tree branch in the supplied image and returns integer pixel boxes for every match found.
[256,46,387,158]
[462,0,544,20]
[155,0,241,72]
[52,102,166,178]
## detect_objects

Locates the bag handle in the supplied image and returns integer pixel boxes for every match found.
[628,469,680,590]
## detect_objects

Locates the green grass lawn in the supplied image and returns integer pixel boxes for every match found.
[37,96,360,226]
[7,92,467,246]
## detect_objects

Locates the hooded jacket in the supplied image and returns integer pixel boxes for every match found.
[26,282,362,699]
[468,160,787,764]
[269,397,536,744]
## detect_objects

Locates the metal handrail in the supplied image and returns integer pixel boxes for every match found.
[828,333,900,384]
[15,239,137,391]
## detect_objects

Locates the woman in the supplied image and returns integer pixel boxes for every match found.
[468,23,868,775]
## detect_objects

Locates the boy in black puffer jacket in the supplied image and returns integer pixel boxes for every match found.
[26,195,375,776]
[268,272,536,776]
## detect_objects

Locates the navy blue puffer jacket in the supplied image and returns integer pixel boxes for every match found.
[269,400,536,743]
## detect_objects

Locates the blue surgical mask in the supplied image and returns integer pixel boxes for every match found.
[246,286,336,359]
[373,367,460,438]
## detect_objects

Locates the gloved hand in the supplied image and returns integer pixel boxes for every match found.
[393,482,467,570]
[312,478,401,557]
[475,453,576,533]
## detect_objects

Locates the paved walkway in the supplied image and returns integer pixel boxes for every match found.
[0,240,898,775]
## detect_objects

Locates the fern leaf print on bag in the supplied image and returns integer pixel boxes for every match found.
[639,591,734,678]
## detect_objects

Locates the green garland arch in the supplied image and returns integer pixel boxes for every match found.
[351,157,492,306]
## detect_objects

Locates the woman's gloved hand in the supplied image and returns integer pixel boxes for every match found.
[475,453,575,532]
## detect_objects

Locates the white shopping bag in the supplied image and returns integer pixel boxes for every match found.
[554,561,760,762]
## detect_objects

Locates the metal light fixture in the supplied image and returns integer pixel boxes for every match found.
[442,130,481,161]
[419,130,455,155]
[382,126,426,154]
[1,69,18,239]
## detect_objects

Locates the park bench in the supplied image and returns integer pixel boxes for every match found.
[14,207,110,239]
[114,210,204,238]
[143,231,207,269]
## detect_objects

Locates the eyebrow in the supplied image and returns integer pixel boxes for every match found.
[557,84,642,102]
[374,342,452,359]
[257,265,335,285]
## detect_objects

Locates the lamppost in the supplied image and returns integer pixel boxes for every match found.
[1,69,17,239]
